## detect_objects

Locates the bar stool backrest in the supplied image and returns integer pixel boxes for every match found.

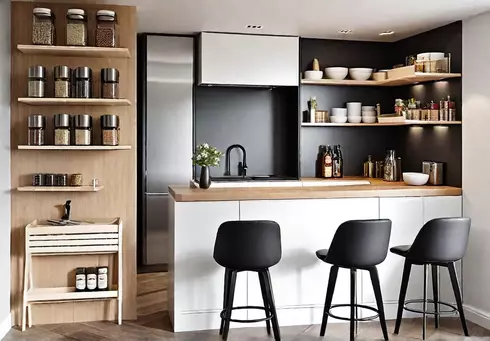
[408,217,471,263]
[326,219,392,268]
[213,220,282,271]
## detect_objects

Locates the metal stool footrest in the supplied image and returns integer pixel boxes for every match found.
[403,299,457,315]
[327,303,380,322]
[220,305,272,324]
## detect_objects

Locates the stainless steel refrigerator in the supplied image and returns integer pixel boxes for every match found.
[139,35,194,266]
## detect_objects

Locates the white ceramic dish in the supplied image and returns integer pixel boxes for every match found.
[325,67,348,80]
[330,116,348,123]
[403,172,429,186]
[417,52,431,61]
[429,52,445,61]
[347,116,362,123]
[304,70,323,80]
[362,116,377,124]
[331,108,347,116]
[349,68,373,81]
[361,110,376,117]
[347,102,362,116]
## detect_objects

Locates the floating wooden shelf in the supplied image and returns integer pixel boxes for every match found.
[18,44,131,58]
[302,121,462,127]
[18,98,132,106]
[17,186,104,192]
[27,286,118,303]
[18,145,131,150]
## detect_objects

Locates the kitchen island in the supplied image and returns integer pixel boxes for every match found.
[168,179,462,332]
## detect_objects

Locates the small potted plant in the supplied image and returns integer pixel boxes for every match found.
[192,143,224,189]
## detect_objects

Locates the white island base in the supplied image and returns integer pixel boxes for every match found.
[169,195,462,332]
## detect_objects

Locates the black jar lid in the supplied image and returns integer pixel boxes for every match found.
[54,65,71,79]
[28,114,46,128]
[86,267,97,274]
[28,65,46,79]
[101,68,119,83]
[74,114,92,128]
[74,67,92,79]
[76,267,86,274]
[54,114,71,128]
[101,114,119,128]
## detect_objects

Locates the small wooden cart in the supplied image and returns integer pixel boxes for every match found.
[21,218,123,330]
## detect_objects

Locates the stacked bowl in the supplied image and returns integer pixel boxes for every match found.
[330,108,347,123]
[361,106,377,123]
[347,102,362,123]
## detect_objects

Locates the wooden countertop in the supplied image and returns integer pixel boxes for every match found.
[169,178,462,202]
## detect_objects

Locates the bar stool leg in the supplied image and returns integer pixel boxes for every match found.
[262,269,281,341]
[350,268,356,341]
[394,260,412,334]
[422,264,428,340]
[448,262,469,336]
[222,270,237,341]
[369,267,389,341]
[220,269,232,335]
[431,264,439,329]
[320,266,339,337]
[258,271,271,335]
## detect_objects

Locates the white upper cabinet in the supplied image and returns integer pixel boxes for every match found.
[199,32,299,87]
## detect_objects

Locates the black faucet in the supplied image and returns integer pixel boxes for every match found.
[224,144,248,176]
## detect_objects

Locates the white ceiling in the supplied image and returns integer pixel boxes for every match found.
[77,0,490,41]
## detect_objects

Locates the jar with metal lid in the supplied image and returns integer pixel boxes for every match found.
[28,66,46,98]
[54,66,71,98]
[28,114,46,145]
[45,174,55,186]
[54,114,71,145]
[32,174,45,186]
[66,9,87,46]
[32,8,55,45]
[101,115,120,146]
[55,174,68,186]
[96,10,118,47]
[86,267,97,291]
[74,114,92,145]
[74,67,92,98]
[101,68,119,99]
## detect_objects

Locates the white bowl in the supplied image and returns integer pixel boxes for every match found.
[330,116,348,123]
[347,116,362,123]
[417,52,431,61]
[349,68,373,81]
[331,108,347,116]
[362,110,376,117]
[362,116,377,124]
[325,67,348,80]
[362,106,375,111]
[304,70,323,80]
[403,172,429,186]
[430,52,445,61]
[347,102,362,116]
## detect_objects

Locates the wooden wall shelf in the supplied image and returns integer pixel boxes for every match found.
[17,186,104,192]
[17,44,131,58]
[27,286,118,302]
[302,121,462,127]
[18,145,131,150]
[18,98,132,106]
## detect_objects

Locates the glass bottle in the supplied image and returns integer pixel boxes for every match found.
[28,115,46,146]
[28,65,46,98]
[74,114,92,146]
[336,145,344,178]
[101,115,120,146]
[96,10,118,47]
[101,68,120,99]
[332,146,340,178]
[323,145,333,179]
[66,9,87,46]
[32,7,55,45]
[54,114,71,146]
[384,150,396,182]
[54,65,71,98]
[74,67,92,99]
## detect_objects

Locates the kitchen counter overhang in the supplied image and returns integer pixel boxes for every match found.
[169,178,462,202]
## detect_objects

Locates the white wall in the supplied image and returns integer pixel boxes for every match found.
[462,10,490,329]
[0,0,10,338]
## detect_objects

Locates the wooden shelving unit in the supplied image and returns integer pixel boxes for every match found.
[17,186,104,192]
[18,145,131,150]
[301,121,462,127]
[27,286,118,302]
[17,44,131,58]
[18,98,132,106]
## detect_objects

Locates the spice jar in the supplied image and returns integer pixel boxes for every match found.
[32,174,45,186]
[55,174,68,186]
[96,10,118,48]
[74,114,92,145]
[86,267,97,291]
[28,114,46,146]
[45,174,55,186]
[70,173,83,186]
[32,8,55,45]
[28,66,46,98]
[54,66,71,98]
[54,114,71,145]
[97,267,109,290]
[101,68,120,99]
[66,9,87,46]
[74,67,92,98]
[75,267,86,292]
[101,115,120,146]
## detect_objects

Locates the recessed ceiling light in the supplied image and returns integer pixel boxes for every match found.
[246,25,263,29]
[339,29,352,34]
[379,30,395,36]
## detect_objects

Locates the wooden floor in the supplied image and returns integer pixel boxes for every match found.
[4,272,490,340]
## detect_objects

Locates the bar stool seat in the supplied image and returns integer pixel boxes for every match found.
[316,249,329,261]
[389,245,410,256]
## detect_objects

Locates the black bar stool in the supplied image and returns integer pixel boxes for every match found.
[213,220,282,341]
[391,217,471,340]
[316,219,392,341]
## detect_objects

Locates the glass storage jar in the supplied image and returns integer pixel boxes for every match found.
[54,114,71,145]
[28,114,46,146]
[28,65,46,98]
[101,68,119,99]
[74,67,92,98]
[32,8,55,45]
[54,65,71,98]
[66,9,87,46]
[74,114,92,145]
[96,10,118,47]
[101,115,120,146]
